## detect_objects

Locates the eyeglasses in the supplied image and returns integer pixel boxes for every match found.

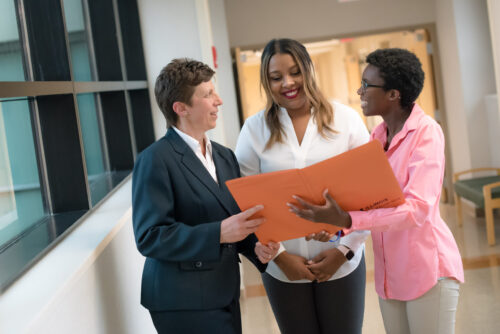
[360,80,384,92]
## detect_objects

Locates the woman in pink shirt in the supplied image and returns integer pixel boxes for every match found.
[289,48,464,334]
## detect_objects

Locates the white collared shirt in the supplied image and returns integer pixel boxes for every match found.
[235,101,371,283]
[172,126,218,183]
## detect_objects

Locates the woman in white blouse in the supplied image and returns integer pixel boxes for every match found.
[235,39,370,334]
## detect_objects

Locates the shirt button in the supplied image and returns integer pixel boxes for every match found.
[227,244,233,249]
[195,261,202,268]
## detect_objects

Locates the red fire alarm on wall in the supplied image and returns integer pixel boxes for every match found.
[212,46,218,69]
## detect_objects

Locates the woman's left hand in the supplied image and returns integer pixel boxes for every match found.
[287,189,352,228]
[255,241,280,263]
[306,248,347,283]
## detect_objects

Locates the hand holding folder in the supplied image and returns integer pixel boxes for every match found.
[226,140,405,243]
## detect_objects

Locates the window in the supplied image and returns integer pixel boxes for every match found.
[0,0,26,81]
[0,0,154,291]
[76,93,107,205]
[63,0,94,81]
[0,98,45,247]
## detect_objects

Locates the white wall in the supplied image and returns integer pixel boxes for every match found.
[435,0,471,173]
[487,0,500,123]
[488,0,500,93]
[224,0,436,48]
[26,212,154,334]
[208,0,241,149]
[487,0,500,167]
[485,95,500,167]
[434,0,497,172]
[453,0,496,169]
[138,0,240,148]
[137,0,202,140]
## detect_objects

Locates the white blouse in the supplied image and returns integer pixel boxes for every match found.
[172,126,218,183]
[235,101,371,283]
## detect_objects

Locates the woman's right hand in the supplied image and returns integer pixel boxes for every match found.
[273,251,316,281]
[305,230,331,242]
[288,189,352,228]
[220,205,265,243]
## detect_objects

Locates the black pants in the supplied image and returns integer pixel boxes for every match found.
[262,254,366,334]
[149,297,241,334]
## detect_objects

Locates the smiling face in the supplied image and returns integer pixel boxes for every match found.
[267,53,309,114]
[357,64,390,117]
[181,80,222,138]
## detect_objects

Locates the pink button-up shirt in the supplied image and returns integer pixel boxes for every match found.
[348,104,464,301]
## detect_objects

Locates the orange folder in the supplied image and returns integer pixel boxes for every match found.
[226,140,405,243]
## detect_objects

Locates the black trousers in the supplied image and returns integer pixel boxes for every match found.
[149,297,241,334]
[262,254,366,334]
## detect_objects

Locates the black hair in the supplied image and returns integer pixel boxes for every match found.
[366,48,424,109]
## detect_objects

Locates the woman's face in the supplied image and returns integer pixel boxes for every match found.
[182,80,222,136]
[267,53,309,113]
[357,64,389,117]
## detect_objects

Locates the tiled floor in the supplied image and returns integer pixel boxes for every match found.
[239,203,500,333]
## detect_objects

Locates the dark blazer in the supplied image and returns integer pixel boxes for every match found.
[132,128,265,312]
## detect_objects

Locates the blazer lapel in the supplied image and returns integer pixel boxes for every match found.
[212,148,241,215]
[212,148,229,188]
[167,129,234,214]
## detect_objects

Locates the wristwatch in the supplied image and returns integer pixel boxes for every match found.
[337,245,354,261]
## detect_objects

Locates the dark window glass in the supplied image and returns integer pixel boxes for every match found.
[63,0,93,81]
[0,98,45,248]
[0,1,26,81]
[24,0,71,81]
[87,0,123,81]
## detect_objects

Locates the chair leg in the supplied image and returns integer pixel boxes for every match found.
[485,202,496,246]
[454,193,463,227]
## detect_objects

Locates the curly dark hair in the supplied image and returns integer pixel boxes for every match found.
[366,48,424,109]
[155,58,215,127]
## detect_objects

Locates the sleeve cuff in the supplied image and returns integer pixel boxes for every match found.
[272,242,286,260]
[344,211,364,234]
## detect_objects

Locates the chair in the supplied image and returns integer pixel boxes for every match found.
[453,168,500,246]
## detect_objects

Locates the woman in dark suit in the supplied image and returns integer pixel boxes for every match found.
[132,58,277,334]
